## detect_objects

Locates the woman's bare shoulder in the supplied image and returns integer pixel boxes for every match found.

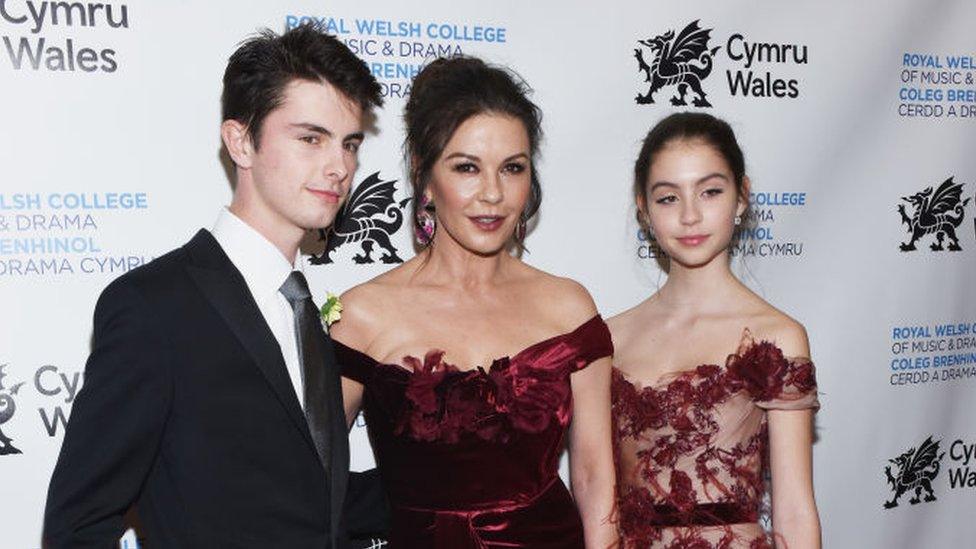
[329,264,414,351]
[745,299,810,358]
[521,268,599,331]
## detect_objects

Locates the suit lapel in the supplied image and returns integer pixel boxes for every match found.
[182,230,319,462]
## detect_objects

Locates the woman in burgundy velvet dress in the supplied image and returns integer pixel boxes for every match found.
[608,113,821,548]
[330,56,616,548]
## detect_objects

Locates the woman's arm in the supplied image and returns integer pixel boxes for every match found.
[340,377,365,429]
[542,278,617,548]
[768,322,821,549]
[329,283,381,430]
[569,355,617,548]
[768,408,820,548]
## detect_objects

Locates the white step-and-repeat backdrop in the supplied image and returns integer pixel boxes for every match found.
[2,1,974,547]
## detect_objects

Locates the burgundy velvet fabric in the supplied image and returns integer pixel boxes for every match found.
[337,315,613,548]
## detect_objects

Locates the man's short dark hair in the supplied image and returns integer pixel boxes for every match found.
[222,23,383,149]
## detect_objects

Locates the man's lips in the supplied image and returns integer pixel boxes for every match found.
[307,188,341,204]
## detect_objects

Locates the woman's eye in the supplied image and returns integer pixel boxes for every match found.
[703,188,724,197]
[655,195,677,204]
[503,162,526,174]
[453,162,478,174]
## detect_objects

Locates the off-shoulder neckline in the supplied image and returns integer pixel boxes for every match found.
[613,328,811,391]
[335,313,605,375]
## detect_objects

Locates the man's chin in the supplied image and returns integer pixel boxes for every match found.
[302,209,342,230]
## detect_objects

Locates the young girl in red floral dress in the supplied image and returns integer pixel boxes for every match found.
[609,113,821,548]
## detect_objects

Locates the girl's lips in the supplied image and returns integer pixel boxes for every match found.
[469,215,505,231]
[308,188,340,204]
[676,234,709,246]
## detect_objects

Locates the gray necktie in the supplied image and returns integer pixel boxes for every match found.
[279,270,331,469]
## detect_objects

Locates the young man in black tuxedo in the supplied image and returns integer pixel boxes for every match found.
[44,24,384,548]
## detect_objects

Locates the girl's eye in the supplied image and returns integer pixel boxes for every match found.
[655,195,677,205]
[703,188,724,197]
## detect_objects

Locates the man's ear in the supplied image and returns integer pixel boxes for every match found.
[737,176,751,217]
[221,119,254,169]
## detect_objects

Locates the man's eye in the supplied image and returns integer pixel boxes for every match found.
[300,135,319,145]
[344,141,361,153]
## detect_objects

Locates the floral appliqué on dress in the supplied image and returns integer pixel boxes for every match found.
[612,332,819,548]
[396,344,578,444]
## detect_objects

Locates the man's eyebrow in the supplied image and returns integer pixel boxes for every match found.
[290,123,332,136]
[289,124,363,143]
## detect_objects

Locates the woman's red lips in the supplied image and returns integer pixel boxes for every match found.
[469,215,505,231]
[676,234,709,246]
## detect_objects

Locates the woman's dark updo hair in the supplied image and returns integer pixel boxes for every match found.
[404,55,543,250]
[633,112,748,235]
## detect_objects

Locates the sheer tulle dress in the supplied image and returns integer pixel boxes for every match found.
[336,315,613,548]
[612,330,819,548]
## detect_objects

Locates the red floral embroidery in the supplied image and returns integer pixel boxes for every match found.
[669,471,698,514]
[496,356,574,433]
[786,360,817,395]
[443,369,503,442]
[394,351,578,443]
[612,336,818,548]
[402,352,449,412]
[400,352,452,442]
[725,342,788,402]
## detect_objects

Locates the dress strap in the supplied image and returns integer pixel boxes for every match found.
[568,315,614,371]
[724,332,819,411]
[334,340,377,384]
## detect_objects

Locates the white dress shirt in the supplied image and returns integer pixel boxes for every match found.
[212,208,305,408]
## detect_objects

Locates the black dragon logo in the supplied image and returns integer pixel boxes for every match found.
[310,172,411,265]
[884,436,945,509]
[898,177,971,252]
[635,20,722,107]
[0,364,25,455]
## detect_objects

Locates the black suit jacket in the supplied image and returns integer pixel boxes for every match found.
[44,230,349,548]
